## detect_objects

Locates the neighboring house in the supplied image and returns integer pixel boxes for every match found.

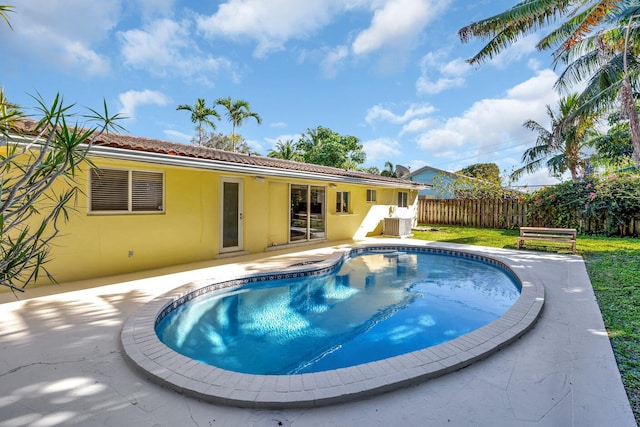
[6,122,426,287]
[407,165,463,199]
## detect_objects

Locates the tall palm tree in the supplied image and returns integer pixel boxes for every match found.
[267,139,301,161]
[176,98,219,146]
[459,1,640,168]
[216,97,262,152]
[511,94,594,182]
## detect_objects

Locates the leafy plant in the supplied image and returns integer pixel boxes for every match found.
[1,93,123,291]
[215,97,261,152]
[176,98,220,146]
[457,162,501,185]
[526,173,640,235]
[297,126,365,170]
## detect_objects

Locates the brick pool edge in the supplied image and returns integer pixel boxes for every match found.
[120,241,544,408]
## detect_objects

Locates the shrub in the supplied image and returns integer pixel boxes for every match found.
[526,173,640,235]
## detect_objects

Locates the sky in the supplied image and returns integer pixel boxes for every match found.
[1,0,570,187]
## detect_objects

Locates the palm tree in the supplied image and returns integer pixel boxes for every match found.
[176,98,220,146]
[267,139,301,161]
[216,97,262,152]
[380,161,397,177]
[458,1,620,66]
[511,94,594,183]
[459,1,640,168]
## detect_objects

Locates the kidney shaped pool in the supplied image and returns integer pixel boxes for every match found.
[155,249,521,375]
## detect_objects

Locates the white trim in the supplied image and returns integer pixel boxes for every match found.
[88,166,165,214]
[219,177,244,253]
[85,144,427,189]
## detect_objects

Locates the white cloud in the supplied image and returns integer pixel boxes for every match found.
[400,117,437,135]
[3,0,118,76]
[489,34,540,69]
[352,0,450,56]
[163,129,192,142]
[270,122,288,129]
[136,0,176,19]
[365,103,435,126]
[416,50,470,95]
[119,19,234,78]
[321,45,349,78]
[196,0,340,58]
[118,89,171,120]
[362,137,402,161]
[417,69,560,161]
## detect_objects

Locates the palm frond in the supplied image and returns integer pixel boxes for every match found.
[460,0,574,64]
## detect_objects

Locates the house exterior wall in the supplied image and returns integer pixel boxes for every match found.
[10,155,419,288]
[410,169,456,199]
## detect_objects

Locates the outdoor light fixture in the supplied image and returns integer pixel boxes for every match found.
[255,176,265,182]
[329,184,337,188]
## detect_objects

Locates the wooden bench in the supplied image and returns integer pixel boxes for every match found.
[517,227,577,254]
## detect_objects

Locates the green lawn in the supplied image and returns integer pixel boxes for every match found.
[412,225,640,422]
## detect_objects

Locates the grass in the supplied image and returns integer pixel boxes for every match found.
[412,225,640,423]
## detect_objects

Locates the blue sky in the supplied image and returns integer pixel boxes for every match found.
[2,0,567,186]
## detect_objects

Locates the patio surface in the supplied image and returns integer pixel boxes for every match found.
[0,239,636,427]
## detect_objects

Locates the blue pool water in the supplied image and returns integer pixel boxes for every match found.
[156,250,521,375]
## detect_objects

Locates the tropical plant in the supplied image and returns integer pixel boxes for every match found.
[526,172,640,234]
[267,139,301,161]
[458,1,640,168]
[0,87,22,135]
[511,94,595,182]
[430,173,518,200]
[215,97,261,152]
[362,166,381,175]
[1,93,124,291]
[176,98,220,146]
[201,131,252,154]
[1,4,13,30]
[591,111,635,168]
[457,162,502,185]
[380,161,397,177]
[296,126,366,169]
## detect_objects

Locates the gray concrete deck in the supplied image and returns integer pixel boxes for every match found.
[0,239,636,426]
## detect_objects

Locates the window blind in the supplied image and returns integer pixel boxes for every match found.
[90,168,164,213]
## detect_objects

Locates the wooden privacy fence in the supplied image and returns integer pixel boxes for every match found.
[417,199,640,236]
[417,199,531,229]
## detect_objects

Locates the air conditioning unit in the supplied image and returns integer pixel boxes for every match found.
[383,217,412,237]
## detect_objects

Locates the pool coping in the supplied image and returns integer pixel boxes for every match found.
[120,241,544,408]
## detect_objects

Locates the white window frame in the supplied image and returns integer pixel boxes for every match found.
[336,191,350,213]
[398,191,408,208]
[89,167,165,214]
[366,189,377,203]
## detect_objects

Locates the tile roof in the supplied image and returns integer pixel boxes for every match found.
[14,119,423,187]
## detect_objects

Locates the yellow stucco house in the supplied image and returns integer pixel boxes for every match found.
[6,123,426,287]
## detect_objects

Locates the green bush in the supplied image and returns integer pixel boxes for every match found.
[526,173,640,235]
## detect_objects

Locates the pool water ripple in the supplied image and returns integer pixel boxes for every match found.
[121,241,544,408]
[156,251,520,375]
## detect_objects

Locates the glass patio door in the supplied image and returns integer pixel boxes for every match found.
[290,184,325,242]
[221,178,243,252]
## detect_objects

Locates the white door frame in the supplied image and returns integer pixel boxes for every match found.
[220,177,244,253]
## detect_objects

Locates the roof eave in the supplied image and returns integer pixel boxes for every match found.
[89,144,430,189]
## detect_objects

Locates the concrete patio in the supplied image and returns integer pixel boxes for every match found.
[0,239,636,426]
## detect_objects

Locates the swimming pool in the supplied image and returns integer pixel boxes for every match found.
[121,242,544,408]
[155,250,520,375]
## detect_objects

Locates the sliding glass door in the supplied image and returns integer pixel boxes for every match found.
[290,184,325,242]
